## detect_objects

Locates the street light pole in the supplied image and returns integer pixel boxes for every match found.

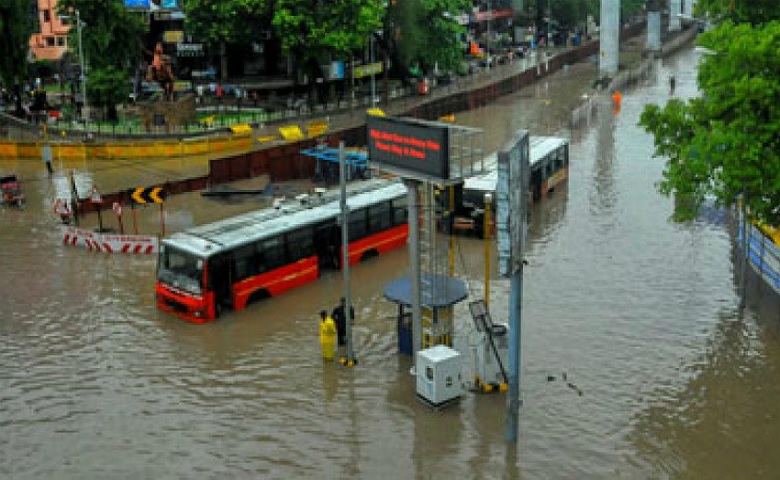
[486,1,492,72]
[370,34,376,107]
[76,10,87,122]
[547,0,552,48]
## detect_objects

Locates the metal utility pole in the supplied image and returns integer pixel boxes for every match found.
[505,263,524,442]
[370,34,376,107]
[339,142,355,363]
[486,1,492,72]
[547,0,552,47]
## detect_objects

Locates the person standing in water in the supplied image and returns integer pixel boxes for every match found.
[319,310,337,361]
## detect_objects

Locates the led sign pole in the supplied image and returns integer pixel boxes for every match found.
[405,178,422,365]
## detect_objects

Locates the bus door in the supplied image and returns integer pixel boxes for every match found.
[208,254,233,315]
[314,221,340,271]
[530,165,544,202]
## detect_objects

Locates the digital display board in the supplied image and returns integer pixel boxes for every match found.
[367,116,450,180]
[496,129,529,277]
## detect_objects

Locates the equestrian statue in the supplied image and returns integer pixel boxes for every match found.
[146,42,176,101]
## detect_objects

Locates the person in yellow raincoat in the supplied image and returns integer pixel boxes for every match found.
[319,310,337,361]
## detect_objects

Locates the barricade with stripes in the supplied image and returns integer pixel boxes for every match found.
[62,227,158,254]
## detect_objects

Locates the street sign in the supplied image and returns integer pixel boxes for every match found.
[90,187,102,204]
[53,198,70,215]
[130,186,167,204]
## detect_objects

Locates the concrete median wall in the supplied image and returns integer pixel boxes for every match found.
[0,135,252,161]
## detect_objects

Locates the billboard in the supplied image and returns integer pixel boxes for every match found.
[125,0,179,9]
[367,116,450,181]
[496,129,529,277]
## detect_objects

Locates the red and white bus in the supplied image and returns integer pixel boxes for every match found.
[156,179,409,323]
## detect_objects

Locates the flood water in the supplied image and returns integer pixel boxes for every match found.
[2,44,780,479]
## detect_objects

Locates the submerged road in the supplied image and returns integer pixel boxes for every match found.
[2,43,780,479]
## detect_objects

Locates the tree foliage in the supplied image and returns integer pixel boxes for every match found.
[57,0,146,71]
[388,0,470,75]
[57,0,147,118]
[693,0,780,25]
[184,0,272,81]
[639,21,780,223]
[0,0,34,114]
[272,0,385,77]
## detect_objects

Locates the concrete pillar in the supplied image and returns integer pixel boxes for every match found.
[683,0,695,19]
[670,0,682,31]
[599,0,620,76]
[647,11,661,51]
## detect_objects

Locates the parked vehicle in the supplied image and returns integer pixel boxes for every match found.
[1,174,25,207]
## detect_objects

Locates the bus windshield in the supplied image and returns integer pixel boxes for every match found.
[157,246,204,295]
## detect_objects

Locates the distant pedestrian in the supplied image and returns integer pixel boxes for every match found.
[216,84,224,102]
[331,297,355,347]
[42,143,53,175]
[319,310,337,361]
[669,74,676,95]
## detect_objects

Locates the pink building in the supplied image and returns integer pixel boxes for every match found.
[29,0,71,61]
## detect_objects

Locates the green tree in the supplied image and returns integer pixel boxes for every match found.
[0,0,34,116]
[57,0,147,120]
[639,21,780,224]
[388,0,470,76]
[693,0,780,25]
[184,0,272,82]
[273,0,385,88]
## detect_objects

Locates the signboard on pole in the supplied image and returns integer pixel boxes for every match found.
[130,186,168,204]
[354,62,383,79]
[90,186,102,204]
[367,116,451,181]
[496,129,529,277]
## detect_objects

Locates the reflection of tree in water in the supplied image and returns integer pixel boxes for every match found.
[628,308,780,479]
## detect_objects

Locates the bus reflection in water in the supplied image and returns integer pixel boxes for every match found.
[155,179,409,323]
[441,136,569,237]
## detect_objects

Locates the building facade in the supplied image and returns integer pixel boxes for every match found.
[29,0,70,61]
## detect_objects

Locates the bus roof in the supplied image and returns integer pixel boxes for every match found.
[529,135,568,168]
[162,179,407,257]
[463,136,567,193]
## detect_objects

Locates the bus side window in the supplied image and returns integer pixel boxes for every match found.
[369,202,391,233]
[349,208,368,241]
[286,228,314,262]
[392,197,408,226]
[259,236,285,271]
[234,244,256,281]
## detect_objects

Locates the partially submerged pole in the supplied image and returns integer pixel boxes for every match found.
[340,142,356,364]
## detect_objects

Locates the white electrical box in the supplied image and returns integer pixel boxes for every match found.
[416,345,462,407]
[476,323,509,386]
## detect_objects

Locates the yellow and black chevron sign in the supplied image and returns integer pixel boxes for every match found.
[130,186,167,204]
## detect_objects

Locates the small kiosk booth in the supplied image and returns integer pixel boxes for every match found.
[383,273,468,355]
